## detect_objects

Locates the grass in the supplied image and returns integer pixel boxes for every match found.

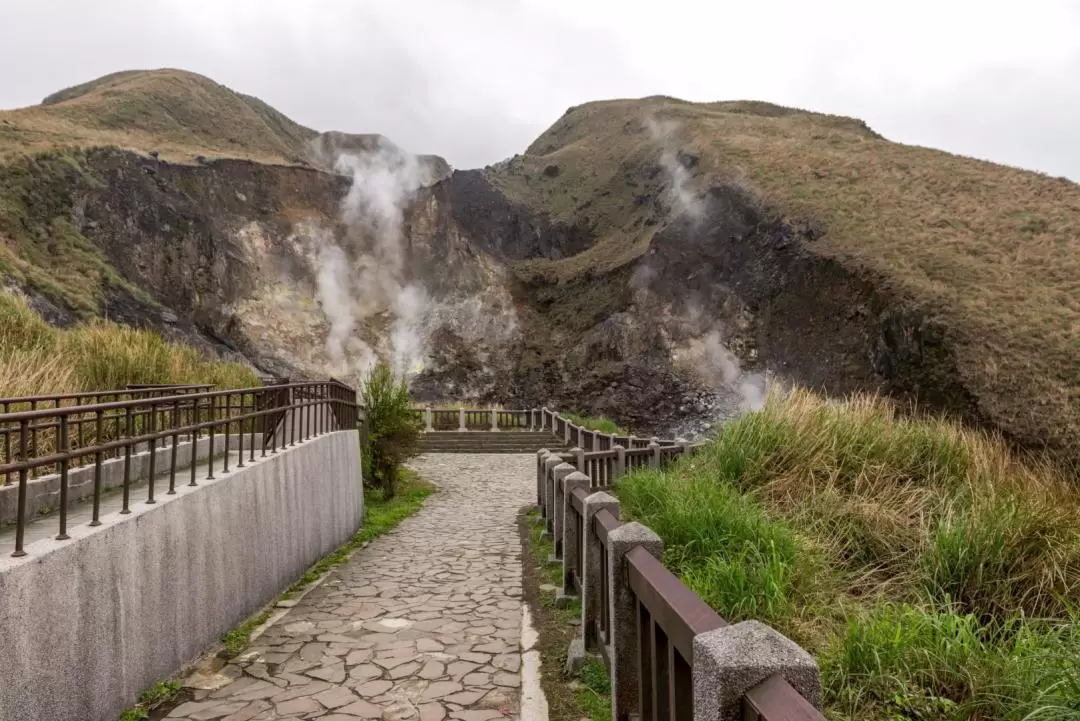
[0,69,316,166]
[614,388,1080,720]
[492,96,1080,466]
[561,412,626,435]
[0,292,258,398]
[117,680,182,721]
[520,508,613,721]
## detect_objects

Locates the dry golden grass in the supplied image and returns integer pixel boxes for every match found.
[494,97,1080,463]
[0,69,316,165]
[0,292,259,398]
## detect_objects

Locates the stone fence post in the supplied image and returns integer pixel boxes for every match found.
[580,491,619,651]
[648,440,660,469]
[692,622,822,721]
[614,445,625,479]
[458,408,467,432]
[564,420,572,445]
[542,455,564,534]
[572,447,585,474]
[425,406,433,432]
[551,463,576,559]
[561,471,591,598]
[491,409,499,431]
[536,449,550,508]
[608,523,663,721]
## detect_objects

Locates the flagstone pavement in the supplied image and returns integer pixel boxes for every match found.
[165,453,533,721]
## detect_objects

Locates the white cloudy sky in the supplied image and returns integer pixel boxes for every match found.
[3,0,1079,178]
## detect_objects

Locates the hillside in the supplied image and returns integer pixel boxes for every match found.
[0,69,451,174]
[480,97,1080,463]
[0,71,1076,465]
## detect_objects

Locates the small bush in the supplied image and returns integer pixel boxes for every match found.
[361,361,422,499]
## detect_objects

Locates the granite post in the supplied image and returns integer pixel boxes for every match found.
[581,491,619,651]
[543,455,564,535]
[607,523,663,721]
[561,470,591,597]
[692,622,822,721]
[551,462,577,560]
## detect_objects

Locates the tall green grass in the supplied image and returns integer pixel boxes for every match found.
[614,388,1080,719]
[562,412,626,435]
[0,291,258,397]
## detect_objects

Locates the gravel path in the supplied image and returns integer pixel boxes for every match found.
[166,453,534,721]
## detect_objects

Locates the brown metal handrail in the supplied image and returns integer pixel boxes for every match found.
[744,675,826,721]
[0,384,212,410]
[626,546,726,721]
[1,379,359,558]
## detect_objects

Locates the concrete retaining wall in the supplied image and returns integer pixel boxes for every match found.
[0,429,364,721]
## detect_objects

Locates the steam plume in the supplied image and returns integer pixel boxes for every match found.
[645,115,704,220]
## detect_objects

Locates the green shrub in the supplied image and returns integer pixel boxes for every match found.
[361,361,422,499]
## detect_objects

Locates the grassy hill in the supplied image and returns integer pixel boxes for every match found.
[0,69,452,174]
[488,97,1080,464]
[0,69,318,165]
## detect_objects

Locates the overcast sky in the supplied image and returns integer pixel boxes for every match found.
[2,0,1078,179]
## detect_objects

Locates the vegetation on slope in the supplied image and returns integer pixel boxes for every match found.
[0,69,317,165]
[561,412,626,435]
[0,292,257,397]
[616,388,1080,720]
[0,147,149,313]
[490,97,1080,464]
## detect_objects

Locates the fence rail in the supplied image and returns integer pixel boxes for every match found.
[0,380,358,558]
[535,405,825,721]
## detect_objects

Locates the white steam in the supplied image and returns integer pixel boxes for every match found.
[314,236,355,369]
[310,137,430,379]
[646,115,705,220]
[681,330,765,412]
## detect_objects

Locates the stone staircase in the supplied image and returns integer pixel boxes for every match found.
[417,430,568,454]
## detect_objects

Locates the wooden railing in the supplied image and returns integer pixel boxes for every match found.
[536,405,825,721]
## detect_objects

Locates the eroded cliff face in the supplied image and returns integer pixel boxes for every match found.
[6,146,979,442]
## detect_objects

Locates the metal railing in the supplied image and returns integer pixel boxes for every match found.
[0,384,214,486]
[0,380,358,558]
[539,423,826,721]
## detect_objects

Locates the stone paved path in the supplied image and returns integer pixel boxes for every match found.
[167,453,533,721]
